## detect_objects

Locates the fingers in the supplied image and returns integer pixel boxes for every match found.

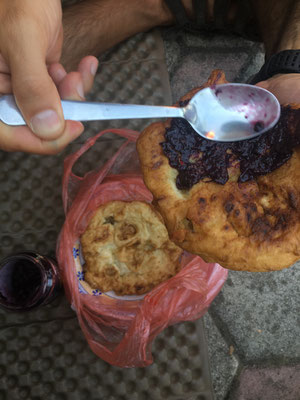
[255,74,300,105]
[49,56,99,100]
[0,73,12,93]
[255,80,269,89]
[0,120,84,155]
[0,57,99,98]
[78,56,99,94]
[6,26,65,141]
[57,71,85,101]
[48,63,67,86]
[0,54,10,74]
[0,55,98,155]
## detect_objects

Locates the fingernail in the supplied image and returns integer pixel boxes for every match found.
[30,110,63,137]
[90,60,98,76]
[77,82,85,99]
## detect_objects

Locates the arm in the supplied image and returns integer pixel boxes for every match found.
[0,0,98,154]
[252,0,300,104]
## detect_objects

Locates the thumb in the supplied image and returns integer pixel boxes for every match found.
[8,44,65,140]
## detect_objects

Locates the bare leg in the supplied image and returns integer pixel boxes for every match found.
[61,0,174,70]
[60,0,223,71]
[60,0,300,105]
[251,0,300,58]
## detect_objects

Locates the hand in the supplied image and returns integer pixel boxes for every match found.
[256,73,300,105]
[0,0,98,154]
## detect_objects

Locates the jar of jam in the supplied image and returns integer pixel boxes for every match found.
[0,252,62,311]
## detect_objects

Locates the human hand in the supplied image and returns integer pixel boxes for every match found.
[255,73,300,105]
[0,0,98,154]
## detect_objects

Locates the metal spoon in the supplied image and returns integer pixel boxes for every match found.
[0,84,280,142]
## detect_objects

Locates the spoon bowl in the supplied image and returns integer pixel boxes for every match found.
[184,83,281,141]
[0,83,280,142]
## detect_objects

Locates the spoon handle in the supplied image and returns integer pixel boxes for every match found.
[0,95,184,126]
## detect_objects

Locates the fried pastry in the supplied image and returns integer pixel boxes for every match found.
[81,201,182,295]
[137,70,300,271]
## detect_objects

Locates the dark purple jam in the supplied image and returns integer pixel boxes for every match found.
[0,252,61,311]
[253,121,265,132]
[0,259,42,306]
[161,104,300,190]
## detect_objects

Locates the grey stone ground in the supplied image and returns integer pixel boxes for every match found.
[161,27,300,400]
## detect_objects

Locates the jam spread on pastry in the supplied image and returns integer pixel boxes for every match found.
[162,104,300,190]
[137,70,300,272]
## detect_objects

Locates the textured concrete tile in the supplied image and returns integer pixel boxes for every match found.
[209,262,300,362]
[203,313,239,400]
[183,32,257,49]
[237,50,265,83]
[169,51,249,101]
[162,28,265,93]
[230,365,300,400]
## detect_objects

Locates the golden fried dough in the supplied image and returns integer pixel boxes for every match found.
[81,201,182,295]
[137,70,300,271]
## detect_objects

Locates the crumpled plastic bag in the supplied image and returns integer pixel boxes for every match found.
[57,129,228,367]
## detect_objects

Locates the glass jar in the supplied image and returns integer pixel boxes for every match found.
[0,252,62,311]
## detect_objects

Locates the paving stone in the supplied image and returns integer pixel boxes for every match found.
[183,31,258,50]
[208,263,300,362]
[236,49,265,83]
[169,51,249,100]
[229,364,300,400]
[203,313,239,400]
[162,29,261,102]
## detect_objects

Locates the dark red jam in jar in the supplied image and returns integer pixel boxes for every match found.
[161,104,300,190]
[0,252,62,311]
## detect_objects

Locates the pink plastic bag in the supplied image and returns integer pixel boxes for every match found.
[57,129,228,367]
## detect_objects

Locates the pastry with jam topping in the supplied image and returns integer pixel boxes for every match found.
[137,70,300,272]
